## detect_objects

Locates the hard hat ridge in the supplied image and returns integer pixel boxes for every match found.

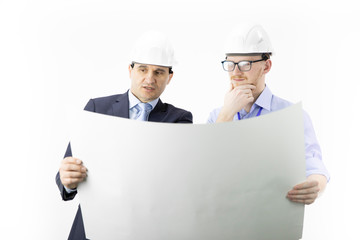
[225,24,273,56]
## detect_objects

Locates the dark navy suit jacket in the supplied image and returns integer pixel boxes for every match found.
[55,91,193,240]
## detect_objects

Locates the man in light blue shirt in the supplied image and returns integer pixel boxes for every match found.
[208,24,329,205]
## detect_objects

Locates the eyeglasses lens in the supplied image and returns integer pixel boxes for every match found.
[223,61,234,71]
[223,61,252,72]
[239,61,251,71]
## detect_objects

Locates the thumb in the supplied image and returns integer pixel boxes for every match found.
[229,83,234,92]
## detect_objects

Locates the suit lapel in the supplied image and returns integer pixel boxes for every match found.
[112,91,130,118]
[111,92,166,121]
[148,99,166,122]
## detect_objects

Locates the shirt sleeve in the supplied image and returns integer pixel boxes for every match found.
[303,111,330,181]
[64,186,78,194]
[207,108,221,123]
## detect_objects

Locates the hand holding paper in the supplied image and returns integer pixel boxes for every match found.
[287,174,327,204]
[59,156,87,189]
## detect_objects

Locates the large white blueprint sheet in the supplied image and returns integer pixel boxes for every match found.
[72,103,305,240]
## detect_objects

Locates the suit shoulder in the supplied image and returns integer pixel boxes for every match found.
[90,94,123,104]
[84,93,124,113]
[162,102,190,114]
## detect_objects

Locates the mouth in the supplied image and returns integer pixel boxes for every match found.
[142,86,155,91]
[231,76,246,82]
[232,78,245,82]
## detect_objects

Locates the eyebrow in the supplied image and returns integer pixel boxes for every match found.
[154,68,166,73]
[137,65,149,69]
[136,64,167,73]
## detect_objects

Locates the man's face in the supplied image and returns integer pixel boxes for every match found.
[129,63,173,103]
[226,55,271,97]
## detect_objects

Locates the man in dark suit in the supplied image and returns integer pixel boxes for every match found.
[55,31,192,240]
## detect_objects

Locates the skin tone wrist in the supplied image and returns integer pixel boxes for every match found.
[216,107,237,122]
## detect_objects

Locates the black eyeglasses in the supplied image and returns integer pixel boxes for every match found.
[221,58,266,72]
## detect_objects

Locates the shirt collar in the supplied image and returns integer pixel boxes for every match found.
[254,85,272,111]
[128,90,159,110]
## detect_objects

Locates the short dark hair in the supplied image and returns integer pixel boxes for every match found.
[262,53,271,60]
[130,62,173,74]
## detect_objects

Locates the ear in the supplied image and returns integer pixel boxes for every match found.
[263,59,272,74]
[167,72,174,85]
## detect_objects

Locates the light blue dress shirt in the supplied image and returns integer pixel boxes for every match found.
[207,86,330,181]
[128,91,159,120]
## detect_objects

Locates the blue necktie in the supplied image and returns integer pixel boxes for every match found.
[136,102,152,121]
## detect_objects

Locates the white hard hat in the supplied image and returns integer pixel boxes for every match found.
[130,31,176,68]
[224,24,273,56]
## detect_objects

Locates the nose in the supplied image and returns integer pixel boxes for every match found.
[144,71,155,83]
[233,63,242,73]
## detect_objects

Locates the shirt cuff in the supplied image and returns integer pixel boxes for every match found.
[64,186,77,194]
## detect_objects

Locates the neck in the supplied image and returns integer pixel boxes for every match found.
[254,84,265,99]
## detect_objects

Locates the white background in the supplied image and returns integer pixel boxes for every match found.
[0,0,359,239]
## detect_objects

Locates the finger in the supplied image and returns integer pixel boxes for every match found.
[243,89,253,94]
[247,84,256,90]
[293,180,318,190]
[233,88,253,96]
[288,186,320,195]
[229,83,234,92]
[63,157,82,165]
[61,171,87,179]
[61,177,86,187]
[61,163,87,172]
[288,198,316,205]
[247,96,254,102]
[287,192,318,200]
[287,193,318,205]
[233,84,256,90]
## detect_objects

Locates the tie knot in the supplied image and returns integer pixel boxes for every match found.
[138,102,152,112]
[135,102,153,121]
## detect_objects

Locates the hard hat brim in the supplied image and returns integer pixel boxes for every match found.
[225,52,272,56]
[131,61,173,69]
